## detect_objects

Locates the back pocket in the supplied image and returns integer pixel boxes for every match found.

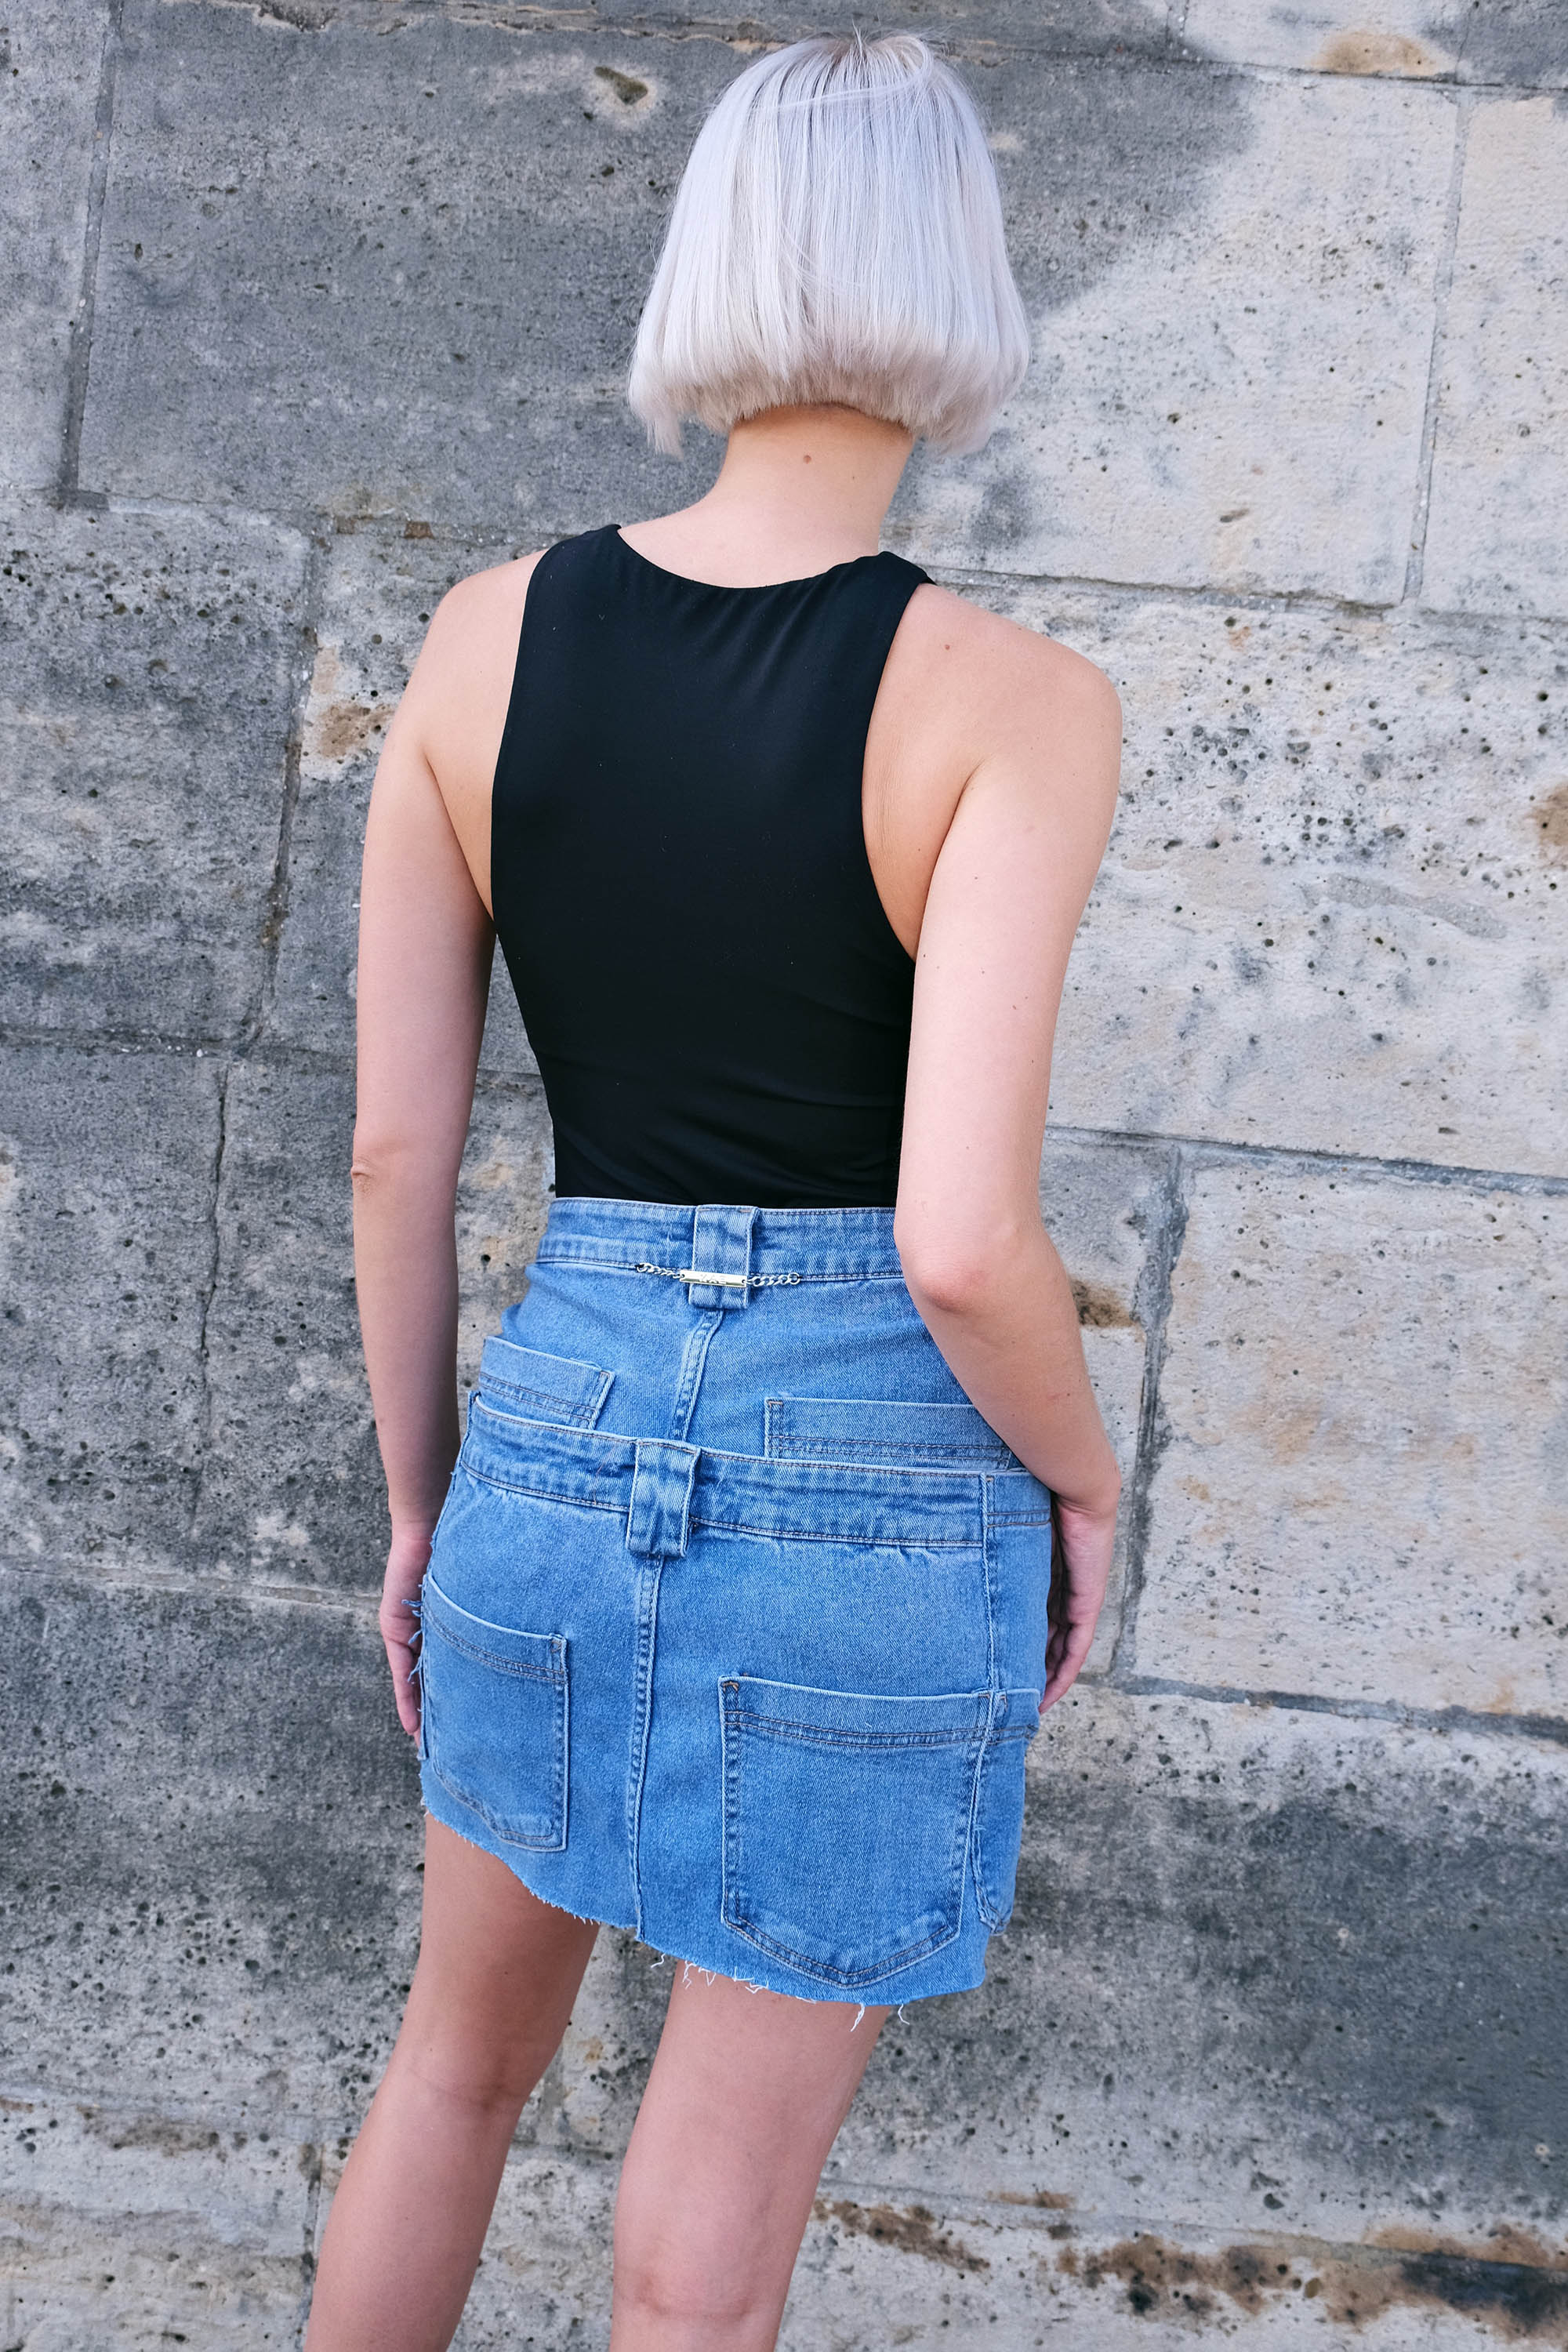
[720,1677,989,1988]
[419,1573,568,1851]
[477,1337,612,1429]
[764,1396,1016,1469]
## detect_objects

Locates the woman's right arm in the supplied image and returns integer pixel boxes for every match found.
[894,628,1123,1710]
[351,593,506,1735]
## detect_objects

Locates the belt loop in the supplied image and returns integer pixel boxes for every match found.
[684,1205,757,1312]
[626,1439,699,1559]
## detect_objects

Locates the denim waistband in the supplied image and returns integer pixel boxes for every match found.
[535,1196,904,1285]
[459,1394,1051,1552]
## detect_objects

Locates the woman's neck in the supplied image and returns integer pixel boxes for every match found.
[620,405,915,588]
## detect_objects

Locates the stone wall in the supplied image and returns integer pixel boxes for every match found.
[2,0,1566,2342]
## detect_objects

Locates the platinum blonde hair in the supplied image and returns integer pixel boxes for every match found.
[627,34,1029,457]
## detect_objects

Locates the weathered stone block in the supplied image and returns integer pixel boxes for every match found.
[1134,1161,1567,1716]
[79,8,720,526]
[83,12,1446,608]
[0,1569,420,2128]
[829,1686,1568,2245]
[586,0,1174,51]
[1191,0,1563,85]
[1180,0,1462,79]
[963,579,1566,1175]
[0,502,311,1038]
[1423,96,1568,620]
[270,523,538,1080]
[191,1057,376,1586]
[0,1562,423,2136]
[0,0,107,492]
[892,67,1452,601]
[332,2146,1568,2348]
[791,2197,1564,2347]
[0,1043,219,1573]
[0,2096,307,2349]
[193,1057,553,1588]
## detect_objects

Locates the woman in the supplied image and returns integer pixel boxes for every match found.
[310,32,1122,2349]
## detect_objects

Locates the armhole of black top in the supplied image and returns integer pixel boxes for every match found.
[858,561,934,972]
[488,542,561,912]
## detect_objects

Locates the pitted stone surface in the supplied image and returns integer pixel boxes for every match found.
[0,0,107,492]
[271,523,539,1078]
[1137,1163,1568,1714]
[890,68,1452,601]
[0,502,311,1038]
[0,2095,307,2347]
[961,578,1567,1174]
[78,7,720,527]
[1423,96,1568,620]
[0,1044,220,1574]
[829,1685,1568,2241]
[419,2146,1568,2347]
[0,1569,420,2126]
[193,1057,553,1589]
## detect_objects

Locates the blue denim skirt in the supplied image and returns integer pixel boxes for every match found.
[416,1199,1053,2004]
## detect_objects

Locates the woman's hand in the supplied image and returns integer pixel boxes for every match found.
[379,1525,437,1739]
[1043,1486,1120,1711]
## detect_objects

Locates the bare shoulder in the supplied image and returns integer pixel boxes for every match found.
[406,550,544,719]
[898,579,1120,735]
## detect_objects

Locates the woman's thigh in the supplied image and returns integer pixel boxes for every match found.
[611,1968,891,2343]
[399,1818,601,2102]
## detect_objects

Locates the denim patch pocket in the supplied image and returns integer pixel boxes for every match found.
[972,1690,1043,1931]
[477,1337,613,1430]
[720,1677,989,1987]
[419,1573,568,1851]
[764,1396,1017,1470]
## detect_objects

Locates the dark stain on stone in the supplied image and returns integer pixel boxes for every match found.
[1313,29,1446,75]
[1071,1278,1137,1328]
[1531,780,1568,864]
[815,2197,990,2274]
[78,2108,222,2155]
[1425,0,1566,89]
[996,2186,1075,2209]
[1073,2231,1568,2338]
[594,64,648,107]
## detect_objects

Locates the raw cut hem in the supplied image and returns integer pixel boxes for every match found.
[419,1780,635,1934]
[419,1784,987,2008]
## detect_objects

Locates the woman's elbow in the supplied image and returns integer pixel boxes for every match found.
[350,1126,451,1196]
[895,1216,1035,1318]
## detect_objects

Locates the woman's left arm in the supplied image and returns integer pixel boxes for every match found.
[351,649,495,1737]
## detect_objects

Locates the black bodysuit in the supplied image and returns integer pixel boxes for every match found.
[490,524,930,1207]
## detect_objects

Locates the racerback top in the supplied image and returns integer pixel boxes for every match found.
[489,524,930,1208]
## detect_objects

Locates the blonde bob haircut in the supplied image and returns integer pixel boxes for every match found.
[628,34,1029,458]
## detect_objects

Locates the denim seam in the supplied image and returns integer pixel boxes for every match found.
[425,1756,568,1853]
[771,1444,1014,1464]
[726,1715,988,1753]
[480,1378,606,1426]
[424,1626,565,1684]
[688,1514,978,1548]
[626,1553,666,1940]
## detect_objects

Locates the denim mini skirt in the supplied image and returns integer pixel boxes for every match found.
[416,1199,1053,2005]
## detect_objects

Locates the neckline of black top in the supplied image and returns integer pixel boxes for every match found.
[612,524,891,596]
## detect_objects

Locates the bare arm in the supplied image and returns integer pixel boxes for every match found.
[350,601,502,1734]
[894,640,1123,1708]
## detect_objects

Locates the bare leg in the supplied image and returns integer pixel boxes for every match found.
[609,1969,891,2350]
[305,1818,599,2352]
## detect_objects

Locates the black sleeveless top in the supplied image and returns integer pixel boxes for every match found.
[490,524,929,1208]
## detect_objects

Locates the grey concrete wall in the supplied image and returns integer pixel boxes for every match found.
[2,0,1565,2341]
